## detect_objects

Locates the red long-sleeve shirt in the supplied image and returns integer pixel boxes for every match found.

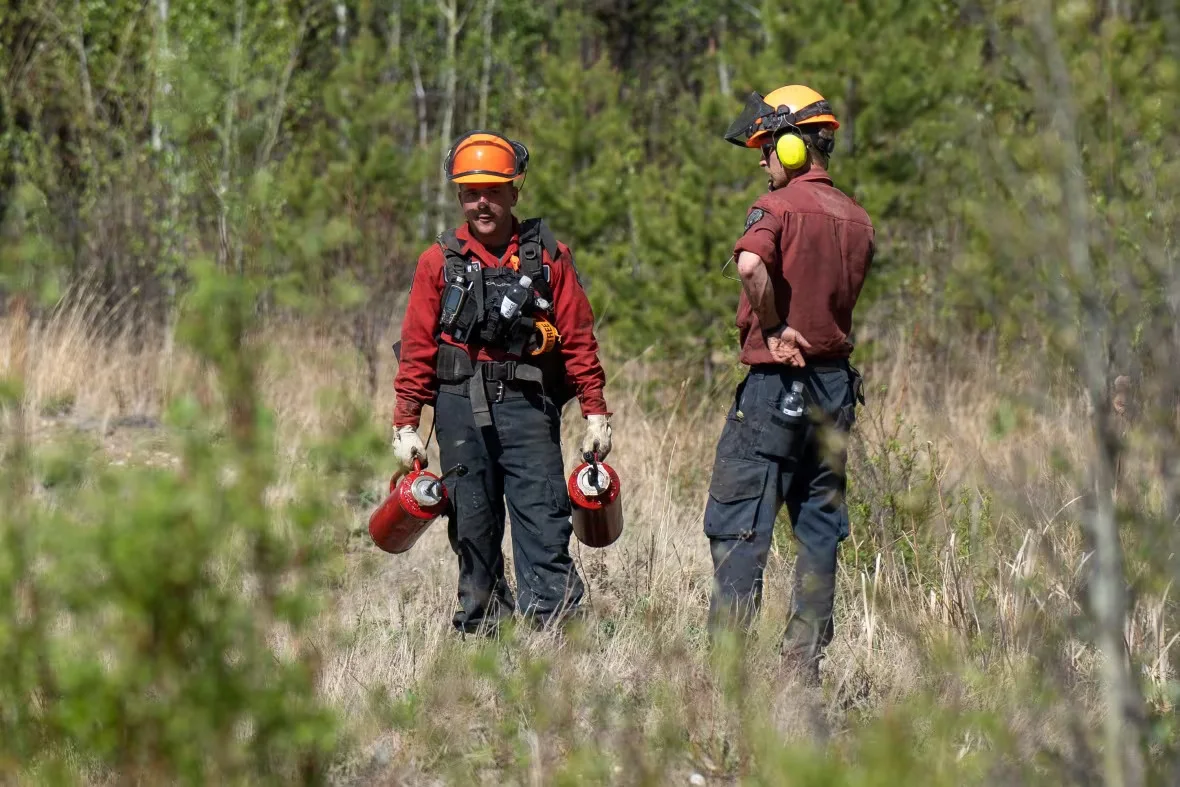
[393,219,609,427]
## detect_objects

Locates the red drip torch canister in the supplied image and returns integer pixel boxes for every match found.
[568,451,624,548]
[368,459,467,554]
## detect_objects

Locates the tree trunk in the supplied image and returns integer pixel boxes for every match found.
[410,53,430,240]
[478,0,496,128]
[716,14,730,97]
[73,0,95,123]
[843,75,857,158]
[434,0,462,237]
[1030,5,1145,786]
[219,0,244,274]
[335,1,347,49]
[152,0,169,153]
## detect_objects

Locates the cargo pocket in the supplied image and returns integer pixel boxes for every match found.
[757,411,805,461]
[445,473,494,554]
[546,473,572,519]
[703,457,770,540]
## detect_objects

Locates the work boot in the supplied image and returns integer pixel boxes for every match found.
[781,615,824,688]
[782,649,821,688]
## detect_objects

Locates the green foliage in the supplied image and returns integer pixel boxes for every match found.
[0,265,391,783]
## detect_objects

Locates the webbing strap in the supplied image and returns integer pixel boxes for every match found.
[469,374,493,428]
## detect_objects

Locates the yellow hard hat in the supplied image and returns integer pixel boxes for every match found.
[723,84,839,149]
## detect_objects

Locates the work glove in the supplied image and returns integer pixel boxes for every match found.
[580,414,613,461]
[391,425,427,482]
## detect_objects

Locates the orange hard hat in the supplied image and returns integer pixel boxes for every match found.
[444,131,528,184]
[724,84,839,149]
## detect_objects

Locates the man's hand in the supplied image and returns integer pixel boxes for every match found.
[391,425,427,482]
[581,414,613,460]
[766,326,812,367]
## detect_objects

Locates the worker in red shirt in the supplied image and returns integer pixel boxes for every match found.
[707,86,874,684]
[391,130,612,635]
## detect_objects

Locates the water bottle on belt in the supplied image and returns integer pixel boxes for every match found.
[759,380,807,460]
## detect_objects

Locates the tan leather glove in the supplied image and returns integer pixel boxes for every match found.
[580,414,613,460]
[391,425,427,482]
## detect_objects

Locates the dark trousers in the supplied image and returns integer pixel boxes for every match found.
[435,387,584,634]
[703,362,861,664]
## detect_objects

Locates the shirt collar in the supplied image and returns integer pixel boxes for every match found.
[454,218,521,265]
[788,166,833,188]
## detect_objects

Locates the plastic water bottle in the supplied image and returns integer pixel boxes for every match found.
[779,381,806,422]
[500,275,532,319]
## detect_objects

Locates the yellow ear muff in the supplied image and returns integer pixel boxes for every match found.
[775,131,808,170]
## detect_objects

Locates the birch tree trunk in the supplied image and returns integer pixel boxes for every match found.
[434,0,463,237]
[410,53,430,240]
[478,0,496,128]
[335,1,347,49]
[73,0,95,123]
[219,0,244,274]
[716,14,730,97]
[1030,5,1145,786]
[152,0,181,334]
[152,0,169,153]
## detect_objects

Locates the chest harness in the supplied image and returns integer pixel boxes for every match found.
[435,218,573,427]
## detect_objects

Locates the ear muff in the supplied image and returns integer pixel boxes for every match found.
[774,128,808,170]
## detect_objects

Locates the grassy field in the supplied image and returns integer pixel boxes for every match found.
[4,295,1178,785]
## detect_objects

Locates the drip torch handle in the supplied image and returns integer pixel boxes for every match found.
[439,463,469,481]
[582,451,600,488]
[428,463,468,498]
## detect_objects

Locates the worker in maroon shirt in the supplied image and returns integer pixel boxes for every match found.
[707,85,874,684]
[391,131,612,635]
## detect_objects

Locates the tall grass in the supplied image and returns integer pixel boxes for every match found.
[3,291,1178,784]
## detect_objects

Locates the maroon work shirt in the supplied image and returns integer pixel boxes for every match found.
[731,167,875,366]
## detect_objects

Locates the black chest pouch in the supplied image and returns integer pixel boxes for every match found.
[478,271,537,349]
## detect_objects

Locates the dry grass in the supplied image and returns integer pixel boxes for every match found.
[4,295,1178,784]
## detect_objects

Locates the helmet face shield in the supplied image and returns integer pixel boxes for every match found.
[724,92,783,148]
[717,91,802,148]
[723,89,840,148]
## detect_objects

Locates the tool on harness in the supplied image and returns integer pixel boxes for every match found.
[568,451,624,548]
[369,459,468,554]
[527,318,560,356]
[440,274,472,339]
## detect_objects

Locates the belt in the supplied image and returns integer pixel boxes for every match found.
[751,358,850,373]
[437,360,545,428]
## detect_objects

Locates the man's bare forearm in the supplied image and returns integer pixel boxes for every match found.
[736,251,781,331]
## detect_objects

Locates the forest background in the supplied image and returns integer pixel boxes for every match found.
[2,0,1180,784]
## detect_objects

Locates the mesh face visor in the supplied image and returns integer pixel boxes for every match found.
[723,92,837,148]
[723,92,779,148]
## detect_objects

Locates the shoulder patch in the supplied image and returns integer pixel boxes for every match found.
[744,208,766,232]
